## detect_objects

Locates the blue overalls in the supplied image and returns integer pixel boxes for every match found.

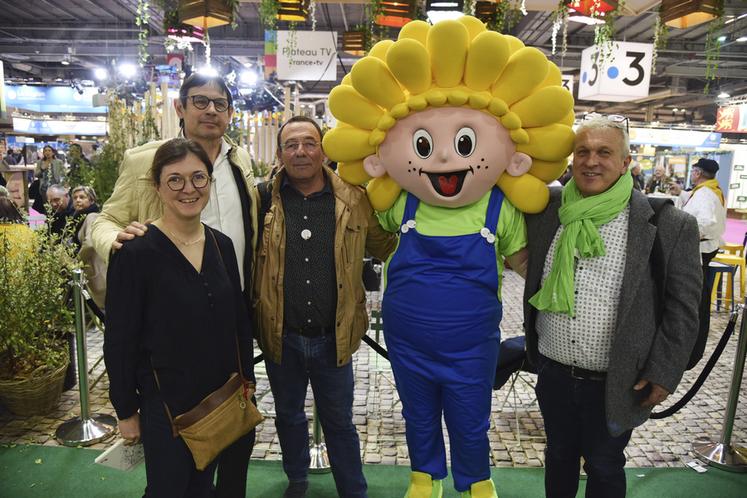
[382,187,504,492]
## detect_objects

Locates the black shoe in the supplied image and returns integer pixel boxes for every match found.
[283,481,308,498]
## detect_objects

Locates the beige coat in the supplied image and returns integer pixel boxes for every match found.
[77,213,107,309]
[91,138,258,264]
[253,168,396,366]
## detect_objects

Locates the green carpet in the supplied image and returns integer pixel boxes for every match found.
[1,444,745,497]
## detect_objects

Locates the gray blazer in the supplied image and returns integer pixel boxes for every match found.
[524,188,702,436]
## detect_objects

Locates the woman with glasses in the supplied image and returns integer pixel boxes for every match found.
[104,138,255,498]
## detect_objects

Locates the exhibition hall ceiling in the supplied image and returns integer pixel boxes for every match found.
[0,0,745,125]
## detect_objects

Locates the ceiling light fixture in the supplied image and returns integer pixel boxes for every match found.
[197,65,219,77]
[118,62,138,79]
[240,70,258,86]
[567,14,606,25]
[94,68,108,81]
[426,0,464,24]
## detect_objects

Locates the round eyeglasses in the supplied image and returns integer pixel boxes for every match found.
[165,172,211,191]
[188,95,230,113]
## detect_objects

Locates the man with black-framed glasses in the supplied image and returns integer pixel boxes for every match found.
[92,73,259,498]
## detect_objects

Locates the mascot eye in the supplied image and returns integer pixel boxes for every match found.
[412,129,433,159]
[454,127,476,157]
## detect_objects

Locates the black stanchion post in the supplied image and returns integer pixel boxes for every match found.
[55,269,117,446]
[308,403,331,473]
[692,301,747,471]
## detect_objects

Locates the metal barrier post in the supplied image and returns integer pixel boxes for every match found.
[308,403,331,473]
[55,269,117,446]
[692,302,747,471]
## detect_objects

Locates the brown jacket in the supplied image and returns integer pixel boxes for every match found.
[253,167,396,366]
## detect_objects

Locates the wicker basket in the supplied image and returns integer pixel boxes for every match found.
[0,361,69,416]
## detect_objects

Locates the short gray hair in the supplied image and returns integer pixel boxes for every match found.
[46,184,68,196]
[576,115,630,158]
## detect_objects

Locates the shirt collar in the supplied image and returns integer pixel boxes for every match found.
[280,169,332,197]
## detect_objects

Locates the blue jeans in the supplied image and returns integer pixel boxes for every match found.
[265,332,368,498]
[535,355,632,498]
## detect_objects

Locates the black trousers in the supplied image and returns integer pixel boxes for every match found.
[140,394,217,498]
[215,426,256,498]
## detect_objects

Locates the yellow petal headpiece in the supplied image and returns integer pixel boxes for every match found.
[322,16,575,213]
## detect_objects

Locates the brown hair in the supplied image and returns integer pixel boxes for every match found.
[150,138,213,186]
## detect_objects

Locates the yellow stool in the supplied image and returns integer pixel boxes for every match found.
[710,261,736,312]
[713,236,746,301]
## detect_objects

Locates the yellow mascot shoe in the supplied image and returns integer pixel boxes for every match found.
[404,471,443,498]
[460,478,498,498]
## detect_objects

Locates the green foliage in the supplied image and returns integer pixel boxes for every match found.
[652,11,669,75]
[251,158,272,180]
[78,92,160,205]
[593,0,624,67]
[487,0,524,34]
[0,225,77,379]
[259,0,279,30]
[550,1,569,57]
[704,1,725,94]
[135,0,151,66]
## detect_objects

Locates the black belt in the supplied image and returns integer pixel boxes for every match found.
[542,355,607,382]
[285,325,334,337]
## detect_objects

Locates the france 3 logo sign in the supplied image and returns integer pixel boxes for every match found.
[578,42,653,102]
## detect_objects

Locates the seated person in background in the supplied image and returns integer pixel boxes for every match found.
[71,185,106,309]
[104,138,255,498]
[644,165,671,194]
[630,161,645,191]
[46,184,74,236]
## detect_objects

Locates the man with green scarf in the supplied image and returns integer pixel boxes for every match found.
[523,115,701,498]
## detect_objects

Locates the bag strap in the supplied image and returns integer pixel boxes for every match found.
[207,227,245,382]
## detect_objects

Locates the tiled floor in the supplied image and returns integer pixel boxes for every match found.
[1,270,745,470]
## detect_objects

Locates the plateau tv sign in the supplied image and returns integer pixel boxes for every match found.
[716,105,747,133]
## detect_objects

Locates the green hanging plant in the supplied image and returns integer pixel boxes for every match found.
[704,1,725,94]
[550,0,569,57]
[592,0,624,67]
[491,0,524,34]
[135,0,151,66]
[225,0,241,29]
[652,10,669,75]
[259,0,279,30]
[463,0,476,16]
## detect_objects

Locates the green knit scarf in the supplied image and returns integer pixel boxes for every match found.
[529,173,633,316]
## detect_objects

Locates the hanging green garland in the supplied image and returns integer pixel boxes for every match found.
[135,0,151,66]
[704,1,725,94]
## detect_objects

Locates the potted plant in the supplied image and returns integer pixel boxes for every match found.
[0,224,78,415]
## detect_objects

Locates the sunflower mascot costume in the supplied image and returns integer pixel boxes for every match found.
[323,15,574,498]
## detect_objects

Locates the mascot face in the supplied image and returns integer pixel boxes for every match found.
[364,107,531,207]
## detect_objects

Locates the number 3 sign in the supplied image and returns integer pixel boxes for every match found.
[578,42,653,102]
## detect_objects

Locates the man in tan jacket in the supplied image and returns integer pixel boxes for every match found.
[254,116,395,498]
[91,73,258,498]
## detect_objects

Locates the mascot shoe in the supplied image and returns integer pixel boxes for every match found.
[459,478,498,498]
[404,471,443,498]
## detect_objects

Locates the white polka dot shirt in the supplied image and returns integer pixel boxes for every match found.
[536,206,630,372]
